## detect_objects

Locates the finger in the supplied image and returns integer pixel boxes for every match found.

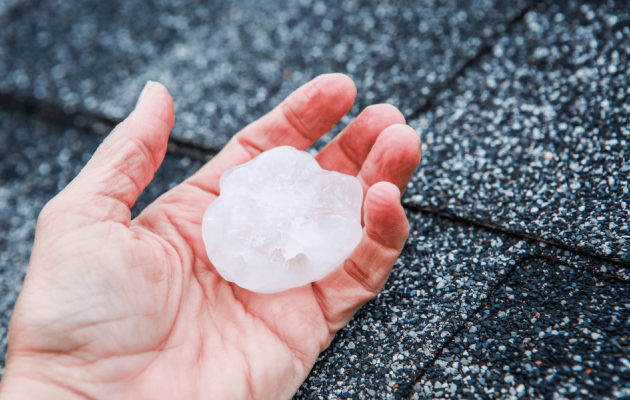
[316,104,405,175]
[312,182,409,332]
[184,74,356,195]
[356,124,421,198]
[52,82,175,225]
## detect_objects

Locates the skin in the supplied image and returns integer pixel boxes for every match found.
[0,74,421,400]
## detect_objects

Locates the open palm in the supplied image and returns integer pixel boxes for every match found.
[0,75,420,400]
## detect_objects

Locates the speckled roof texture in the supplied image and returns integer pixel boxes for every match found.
[0,0,629,399]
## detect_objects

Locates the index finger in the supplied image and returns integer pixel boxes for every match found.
[185,74,357,196]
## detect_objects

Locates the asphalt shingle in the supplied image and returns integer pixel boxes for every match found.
[0,0,629,399]
[410,259,630,399]
[404,0,630,263]
[0,0,531,149]
[295,211,532,399]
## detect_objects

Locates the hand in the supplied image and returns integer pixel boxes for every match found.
[0,74,421,399]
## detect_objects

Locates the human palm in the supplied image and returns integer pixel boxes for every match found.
[0,75,420,399]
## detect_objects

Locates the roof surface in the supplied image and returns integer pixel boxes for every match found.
[0,0,628,399]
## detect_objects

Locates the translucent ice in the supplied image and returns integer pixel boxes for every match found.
[202,146,363,293]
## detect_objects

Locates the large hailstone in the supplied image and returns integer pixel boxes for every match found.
[202,146,363,293]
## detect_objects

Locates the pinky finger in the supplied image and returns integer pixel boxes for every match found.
[312,182,409,334]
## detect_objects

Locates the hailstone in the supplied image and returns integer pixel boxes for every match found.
[202,146,363,293]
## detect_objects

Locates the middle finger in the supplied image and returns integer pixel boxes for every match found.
[315,104,405,175]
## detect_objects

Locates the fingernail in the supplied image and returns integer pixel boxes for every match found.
[136,80,155,108]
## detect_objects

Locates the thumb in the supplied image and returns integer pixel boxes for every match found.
[53,81,175,226]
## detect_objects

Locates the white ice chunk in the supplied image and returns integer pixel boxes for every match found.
[202,146,363,293]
